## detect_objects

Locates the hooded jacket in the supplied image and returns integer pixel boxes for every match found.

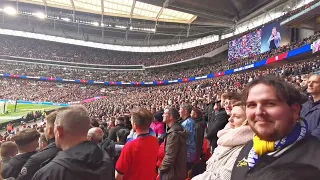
[2,151,37,179]
[17,138,61,180]
[31,141,114,180]
[160,122,188,180]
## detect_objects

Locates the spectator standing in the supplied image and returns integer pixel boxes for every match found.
[160,107,187,180]
[32,105,114,180]
[115,108,158,180]
[17,111,61,180]
[231,76,320,180]
[108,117,127,142]
[114,129,130,163]
[300,73,320,139]
[206,100,229,152]
[190,108,206,176]
[2,129,39,179]
[150,112,165,139]
[204,95,215,129]
[179,104,197,170]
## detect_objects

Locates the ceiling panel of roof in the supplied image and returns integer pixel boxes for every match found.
[13,0,197,24]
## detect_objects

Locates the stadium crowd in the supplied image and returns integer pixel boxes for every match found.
[0,31,318,84]
[0,78,104,103]
[0,59,320,180]
[0,0,317,67]
[0,34,225,66]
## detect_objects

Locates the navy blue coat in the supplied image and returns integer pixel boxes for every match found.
[301,100,320,139]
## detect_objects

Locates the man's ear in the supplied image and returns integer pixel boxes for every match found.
[48,125,54,136]
[56,125,64,138]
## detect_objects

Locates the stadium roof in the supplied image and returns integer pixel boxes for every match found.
[14,0,197,24]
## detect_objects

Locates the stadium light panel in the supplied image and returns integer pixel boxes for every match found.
[3,6,17,15]
[61,17,71,22]
[92,22,99,26]
[35,12,46,19]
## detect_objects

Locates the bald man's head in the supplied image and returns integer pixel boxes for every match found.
[87,127,104,143]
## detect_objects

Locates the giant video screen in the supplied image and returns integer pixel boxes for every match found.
[260,21,291,53]
[228,29,262,62]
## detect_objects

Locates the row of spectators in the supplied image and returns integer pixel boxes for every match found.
[0,31,318,84]
[0,1,317,66]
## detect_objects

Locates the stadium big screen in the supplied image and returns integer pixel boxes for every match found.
[228,21,291,62]
[228,30,262,62]
[260,21,291,53]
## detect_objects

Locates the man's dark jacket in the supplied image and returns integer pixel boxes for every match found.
[31,141,114,180]
[2,151,37,179]
[16,138,61,180]
[206,109,229,151]
[204,103,215,123]
[231,135,320,180]
[301,99,320,139]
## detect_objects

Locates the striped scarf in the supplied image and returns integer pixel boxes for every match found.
[247,119,308,169]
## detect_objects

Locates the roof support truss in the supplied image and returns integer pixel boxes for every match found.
[42,0,48,15]
[129,0,136,24]
[154,0,170,31]
[70,0,75,22]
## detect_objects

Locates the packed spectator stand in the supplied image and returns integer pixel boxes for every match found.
[0,31,318,84]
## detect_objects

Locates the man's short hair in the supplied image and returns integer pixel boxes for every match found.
[180,103,193,114]
[11,128,40,146]
[116,129,130,142]
[0,141,17,158]
[242,76,302,106]
[192,108,203,119]
[165,107,180,121]
[55,105,90,136]
[116,116,125,124]
[90,118,100,127]
[46,111,58,126]
[224,92,241,101]
[130,108,153,130]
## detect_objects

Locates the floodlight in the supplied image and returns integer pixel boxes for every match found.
[61,17,71,22]
[3,6,16,15]
[92,22,99,26]
[35,12,46,19]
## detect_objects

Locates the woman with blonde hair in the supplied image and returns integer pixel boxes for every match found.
[193,102,254,180]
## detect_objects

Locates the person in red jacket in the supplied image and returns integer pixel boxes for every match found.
[116,108,159,180]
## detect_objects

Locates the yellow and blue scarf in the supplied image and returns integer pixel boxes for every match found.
[247,119,308,169]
